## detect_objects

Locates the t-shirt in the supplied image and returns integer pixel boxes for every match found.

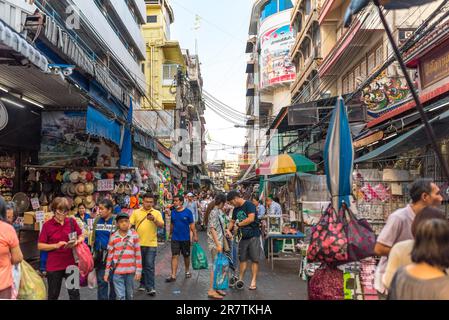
[130,208,164,247]
[0,221,19,291]
[268,201,282,217]
[383,240,414,289]
[375,204,415,293]
[388,266,449,300]
[257,204,266,219]
[232,201,259,239]
[171,208,194,241]
[94,216,116,251]
[184,201,198,222]
[38,218,82,272]
[207,208,225,251]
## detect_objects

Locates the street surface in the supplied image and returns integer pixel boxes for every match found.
[59,230,307,300]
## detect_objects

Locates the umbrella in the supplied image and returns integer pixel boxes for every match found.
[324,97,354,210]
[256,154,317,176]
[345,0,438,27]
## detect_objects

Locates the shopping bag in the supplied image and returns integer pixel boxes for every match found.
[192,243,208,270]
[213,253,230,291]
[343,205,376,262]
[11,264,21,300]
[308,264,344,300]
[75,242,94,277]
[17,261,47,300]
[88,270,98,289]
[307,206,349,264]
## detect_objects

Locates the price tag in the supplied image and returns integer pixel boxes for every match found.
[31,198,40,210]
[35,211,45,223]
[97,179,114,192]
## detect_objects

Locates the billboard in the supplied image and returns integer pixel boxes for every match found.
[260,24,296,89]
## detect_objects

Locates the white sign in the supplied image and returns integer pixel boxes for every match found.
[97,179,114,192]
[31,198,40,210]
[35,211,45,223]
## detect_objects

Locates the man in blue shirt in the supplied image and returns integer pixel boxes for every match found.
[266,196,282,217]
[165,195,198,282]
[251,195,266,220]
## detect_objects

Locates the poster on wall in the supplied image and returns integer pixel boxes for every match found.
[39,111,120,167]
[260,24,296,89]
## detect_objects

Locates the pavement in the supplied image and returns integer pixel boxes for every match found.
[59,230,308,300]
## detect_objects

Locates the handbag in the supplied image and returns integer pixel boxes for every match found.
[308,264,344,300]
[306,205,349,264]
[342,204,376,262]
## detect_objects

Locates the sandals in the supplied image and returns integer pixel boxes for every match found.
[185,272,192,279]
[165,276,177,283]
[208,292,224,300]
[249,285,257,290]
[217,290,227,296]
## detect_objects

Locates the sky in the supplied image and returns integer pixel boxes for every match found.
[170,0,254,163]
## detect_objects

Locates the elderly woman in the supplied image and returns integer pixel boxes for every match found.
[38,197,84,300]
[0,197,23,299]
[5,202,20,234]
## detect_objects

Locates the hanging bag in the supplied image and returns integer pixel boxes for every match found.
[342,204,376,262]
[213,253,230,291]
[17,261,47,300]
[307,205,349,264]
[308,264,344,300]
[192,243,209,270]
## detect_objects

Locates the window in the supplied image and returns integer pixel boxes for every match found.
[375,45,383,68]
[163,64,178,85]
[305,0,312,16]
[147,15,157,23]
[260,0,293,21]
[368,52,375,73]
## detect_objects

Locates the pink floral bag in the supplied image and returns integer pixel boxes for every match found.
[307,205,349,264]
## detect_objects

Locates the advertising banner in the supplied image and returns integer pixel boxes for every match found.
[260,24,296,89]
[39,111,119,167]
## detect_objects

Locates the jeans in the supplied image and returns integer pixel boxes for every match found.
[96,268,116,300]
[113,274,135,300]
[47,269,80,300]
[140,247,157,290]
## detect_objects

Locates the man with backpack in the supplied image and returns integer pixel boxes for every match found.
[226,191,261,291]
[91,199,117,300]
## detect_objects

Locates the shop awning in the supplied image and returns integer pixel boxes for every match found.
[257,154,317,175]
[134,129,157,152]
[171,165,182,179]
[264,172,312,183]
[157,152,172,168]
[86,106,121,145]
[356,107,449,163]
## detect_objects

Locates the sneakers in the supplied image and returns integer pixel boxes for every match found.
[138,285,146,292]
[147,289,156,296]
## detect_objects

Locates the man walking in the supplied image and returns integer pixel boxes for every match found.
[374,178,443,298]
[185,193,199,224]
[130,193,164,296]
[226,191,261,290]
[166,195,198,282]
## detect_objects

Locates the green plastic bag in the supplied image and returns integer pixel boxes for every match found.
[192,243,208,270]
[18,261,47,300]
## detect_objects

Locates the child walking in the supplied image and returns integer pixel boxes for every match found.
[104,213,142,300]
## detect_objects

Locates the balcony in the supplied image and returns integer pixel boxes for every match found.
[291,9,319,61]
[291,47,322,97]
[246,53,255,74]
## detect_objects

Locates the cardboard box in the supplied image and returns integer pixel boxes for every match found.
[24,212,36,225]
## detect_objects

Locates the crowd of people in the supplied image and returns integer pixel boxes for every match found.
[1,178,449,300]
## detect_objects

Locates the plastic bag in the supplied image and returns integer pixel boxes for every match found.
[11,264,21,300]
[18,261,47,300]
[191,243,208,270]
[213,253,229,291]
[88,270,97,289]
[75,242,94,277]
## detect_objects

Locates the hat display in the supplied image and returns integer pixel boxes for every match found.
[94,172,102,180]
[124,183,132,195]
[107,173,114,180]
[56,171,64,182]
[86,171,94,182]
[120,173,126,182]
[84,195,96,209]
[61,183,69,196]
[116,183,125,194]
[85,182,95,195]
[125,173,132,182]
[70,171,80,183]
[75,183,86,196]
[132,185,139,196]
[67,184,77,197]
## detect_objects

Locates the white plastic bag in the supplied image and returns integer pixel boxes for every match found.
[88,270,97,289]
[11,264,21,300]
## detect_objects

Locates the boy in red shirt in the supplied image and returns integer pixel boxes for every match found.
[104,213,142,300]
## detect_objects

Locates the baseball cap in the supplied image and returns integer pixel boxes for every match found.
[116,212,129,221]
[187,193,194,197]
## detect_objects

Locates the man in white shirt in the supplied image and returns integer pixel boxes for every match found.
[266,196,282,217]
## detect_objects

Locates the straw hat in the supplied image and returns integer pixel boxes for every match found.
[74,196,85,207]
[61,183,69,195]
[85,182,95,195]
[63,171,71,183]
[67,184,77,197]
[116,183,125,194]
[124,183,132,195]
[75,183,86,196]
[84,195,96,209]
[79,171,88,183]
[70,171,80,183]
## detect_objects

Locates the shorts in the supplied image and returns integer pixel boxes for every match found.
[239,236,261,263]
[171,240,191,257]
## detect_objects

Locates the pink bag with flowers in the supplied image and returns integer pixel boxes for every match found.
[307,205,348,264]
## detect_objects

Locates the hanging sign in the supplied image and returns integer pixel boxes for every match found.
[31,198,40,210]
[97,179,115,192]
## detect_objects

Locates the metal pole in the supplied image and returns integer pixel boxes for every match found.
[373,0,449,182]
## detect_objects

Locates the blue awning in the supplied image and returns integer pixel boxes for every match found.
[157,152,172,167]
[134,130,157,152]
[355,107,449,163]
[86,106,121,146]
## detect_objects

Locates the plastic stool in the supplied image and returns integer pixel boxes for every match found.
[282,239,296,253]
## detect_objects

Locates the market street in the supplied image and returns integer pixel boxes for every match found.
[59,230,307,301]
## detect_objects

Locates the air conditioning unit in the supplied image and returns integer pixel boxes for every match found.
[288,106,318,126]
